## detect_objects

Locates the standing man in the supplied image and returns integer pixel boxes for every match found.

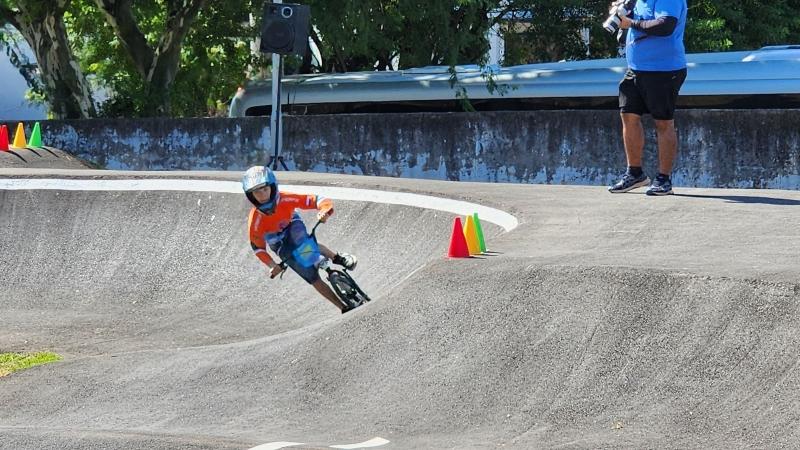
[608,0,688,196]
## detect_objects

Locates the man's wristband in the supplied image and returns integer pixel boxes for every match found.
[629,16,677,36]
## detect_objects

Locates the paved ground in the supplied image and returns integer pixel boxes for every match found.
[1,167,800,449]
[0,147,96,169]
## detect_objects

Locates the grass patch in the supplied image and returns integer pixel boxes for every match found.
[0,352,62,377]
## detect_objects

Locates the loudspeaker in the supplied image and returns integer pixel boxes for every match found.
[259,2,310,56]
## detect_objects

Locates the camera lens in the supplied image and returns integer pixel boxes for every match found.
[281,7,293,18]
[603,15,620,33]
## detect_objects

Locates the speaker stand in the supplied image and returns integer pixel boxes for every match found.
[267,155,289,171]
[268,36,289,171]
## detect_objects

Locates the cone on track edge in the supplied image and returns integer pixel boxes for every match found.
[473,213,487,253]
[12,122,26,148]
[0,125,8,151]
[29,122,42,147]
[463,215,481,255]
[447,217,470,258]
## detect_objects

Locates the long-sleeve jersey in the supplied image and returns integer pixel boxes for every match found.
[248,192,333,266]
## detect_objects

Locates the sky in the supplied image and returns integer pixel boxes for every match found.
[0,37,47,121]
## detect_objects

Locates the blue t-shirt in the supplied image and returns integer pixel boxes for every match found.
[626,0,687,71]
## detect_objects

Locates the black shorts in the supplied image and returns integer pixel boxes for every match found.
[619,68,687,120]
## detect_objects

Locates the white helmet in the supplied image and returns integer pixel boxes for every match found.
[242,166,280,214]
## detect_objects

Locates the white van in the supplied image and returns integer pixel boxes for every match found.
[229,45,800,117]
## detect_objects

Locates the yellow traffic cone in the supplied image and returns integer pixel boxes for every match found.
[12,122,27,148]
[463,215,481,255]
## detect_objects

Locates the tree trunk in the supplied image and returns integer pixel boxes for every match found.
[2,1,96,119]
[95,0,206,116]
[93,0,154,79]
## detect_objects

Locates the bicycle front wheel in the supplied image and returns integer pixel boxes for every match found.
[328,271,368,309]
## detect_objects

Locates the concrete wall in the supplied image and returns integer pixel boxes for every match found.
[16,109,800,189]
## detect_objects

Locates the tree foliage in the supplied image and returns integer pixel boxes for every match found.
[685,0,800,52]
[0,0,96,118]
[0,24,42,97]
[67,0,256,117]
[498,1,614,65]
[72,0,208,116]
[286,0,492,73]
[2,0,800,118]
[495,0,800,64]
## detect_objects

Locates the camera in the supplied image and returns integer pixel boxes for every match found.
[603,0,637,33]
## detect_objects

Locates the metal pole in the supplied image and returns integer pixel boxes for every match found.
[268,0,283,169]
[269,54,282,169]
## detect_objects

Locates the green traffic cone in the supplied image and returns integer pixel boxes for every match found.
[473,212,486,252]
[29,122,42,147]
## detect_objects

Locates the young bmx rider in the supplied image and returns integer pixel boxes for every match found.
[243,165,359,313]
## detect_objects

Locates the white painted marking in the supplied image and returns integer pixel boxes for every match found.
[248,442,304,450]
[0,178,519,231]
[246,437,390,450]
[330,437,391,449]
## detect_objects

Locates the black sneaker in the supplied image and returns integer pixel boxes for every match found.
[646,176,673,196]
[608,172,651,193]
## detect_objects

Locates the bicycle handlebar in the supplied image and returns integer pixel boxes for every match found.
[310,218,324,236]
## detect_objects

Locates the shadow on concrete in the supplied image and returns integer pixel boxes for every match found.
[6,150,26,162]
[674,193,800,206]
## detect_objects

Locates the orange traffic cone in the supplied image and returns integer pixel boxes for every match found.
[463,215,481,255]
[0,125,8,151]
[447,217,470,258]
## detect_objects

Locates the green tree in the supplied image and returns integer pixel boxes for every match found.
[497,1,621,65]
[5,1,800,118]
[0,25,44,104]
[0,1,95,118]
[291,1,495,110]
[499,0,800,64]
[686,0,800,52]
[173,1,259,116]
[299,0,493,73]
[89,0,206,116]
[68,0,257,117]
[1,0,225,118]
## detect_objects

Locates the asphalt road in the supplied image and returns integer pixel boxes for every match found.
[1,168,799,449]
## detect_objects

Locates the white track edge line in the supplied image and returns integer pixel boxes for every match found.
[330,437,391,448]
[0,178,519,231]
[247,442,304,450]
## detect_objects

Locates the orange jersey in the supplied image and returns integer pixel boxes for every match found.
[248,192,333,266]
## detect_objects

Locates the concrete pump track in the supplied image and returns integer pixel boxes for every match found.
[2,168,800,449]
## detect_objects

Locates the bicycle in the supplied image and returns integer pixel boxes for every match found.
[272,219,371,312]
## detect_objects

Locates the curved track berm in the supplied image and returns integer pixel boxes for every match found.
[0,147,97,170]
[2,172,800,449]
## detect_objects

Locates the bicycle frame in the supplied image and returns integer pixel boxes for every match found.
[272,218,370,309]
[274,218,335,276]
